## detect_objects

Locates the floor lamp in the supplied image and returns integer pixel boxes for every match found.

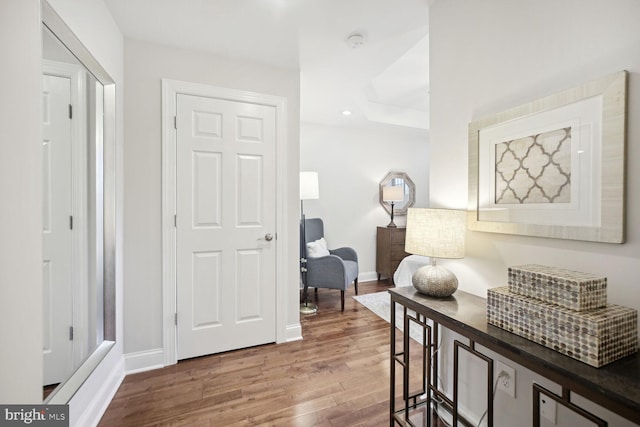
[300,171,319,314]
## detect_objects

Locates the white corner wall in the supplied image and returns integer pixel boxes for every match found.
[122,39,301,358]
[429,0,640,425]
[0,0,43,404]
[300,122,429,281]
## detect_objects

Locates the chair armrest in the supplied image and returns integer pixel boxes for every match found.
[330,247,358,262]
[306,255,347,289]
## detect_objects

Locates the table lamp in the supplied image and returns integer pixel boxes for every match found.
[405,208,466,297]
[382,185,404,228]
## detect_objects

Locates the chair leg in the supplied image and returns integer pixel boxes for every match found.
[354,278,358,295]
[340,290,345,312]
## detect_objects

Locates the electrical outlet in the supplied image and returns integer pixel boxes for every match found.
[540,395,557,424]
[496,361,516,398]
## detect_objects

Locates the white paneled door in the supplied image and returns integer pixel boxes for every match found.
[176,94,277,360]
[42,73,74,385]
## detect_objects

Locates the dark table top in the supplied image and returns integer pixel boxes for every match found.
[389,286,640,424]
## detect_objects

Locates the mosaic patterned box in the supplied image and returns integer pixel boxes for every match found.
[487,286,637,367]
[508,264,607,311]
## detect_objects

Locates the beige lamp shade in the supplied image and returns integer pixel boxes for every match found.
[300,171,319,200]
[405,208,466,259]
[382,185,404,202]
[405,208,466,297]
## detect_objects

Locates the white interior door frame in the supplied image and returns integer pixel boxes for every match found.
[161,79,289,366]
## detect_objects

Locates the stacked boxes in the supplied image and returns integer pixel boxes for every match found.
[508,264,607,311]
[487,264,638,367]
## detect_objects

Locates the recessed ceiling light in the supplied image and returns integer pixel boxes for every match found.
[342,110,352,116]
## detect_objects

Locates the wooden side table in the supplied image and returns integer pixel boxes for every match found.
[376,226,409,284]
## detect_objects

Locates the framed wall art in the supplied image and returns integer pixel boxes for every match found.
[468,71,628,243]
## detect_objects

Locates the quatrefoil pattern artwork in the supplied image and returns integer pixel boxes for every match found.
[495,127,572,204]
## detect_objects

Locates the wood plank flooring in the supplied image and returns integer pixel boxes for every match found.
[99,281,441,426]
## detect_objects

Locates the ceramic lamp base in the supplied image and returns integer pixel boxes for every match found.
[412,264,458,297]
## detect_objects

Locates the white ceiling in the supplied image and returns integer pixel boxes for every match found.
[103,0,430,132]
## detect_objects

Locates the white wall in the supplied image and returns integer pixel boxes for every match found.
[430,0,640,322]
[0,0,43,404]
[0,0,125,422]
[300,122,429,281]
[122,39,301,357]
[429,0,640,425]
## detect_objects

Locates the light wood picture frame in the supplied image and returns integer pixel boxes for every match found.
[468,71,627,243]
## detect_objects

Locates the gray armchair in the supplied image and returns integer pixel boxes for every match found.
[302,218,358,311]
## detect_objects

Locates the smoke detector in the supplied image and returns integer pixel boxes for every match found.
[345,32,366,49]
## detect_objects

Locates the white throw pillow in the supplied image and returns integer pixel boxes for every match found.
[307,237,329,258]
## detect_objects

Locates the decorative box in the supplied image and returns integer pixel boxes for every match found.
[487,286,637,367]
[508,264,607,311]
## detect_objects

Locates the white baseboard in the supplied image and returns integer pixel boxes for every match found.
[73,356,125,427]
[359,271,381,283]
[285,323,303,342]
[124,348,165,374]
[433,399,483,427]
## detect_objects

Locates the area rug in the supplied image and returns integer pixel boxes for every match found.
[353,291,423,343]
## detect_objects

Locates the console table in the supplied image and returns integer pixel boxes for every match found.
[389,287,640,426]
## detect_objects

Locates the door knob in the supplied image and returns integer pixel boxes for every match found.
[264,233,274,241]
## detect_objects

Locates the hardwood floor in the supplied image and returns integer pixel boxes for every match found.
[99,280,441,426]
